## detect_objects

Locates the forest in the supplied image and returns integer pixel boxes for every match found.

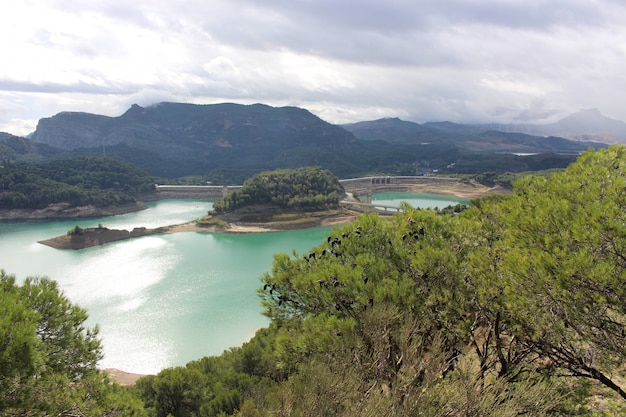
[211,166,345,214]
[0,157,157,210]
[1,147,625,416]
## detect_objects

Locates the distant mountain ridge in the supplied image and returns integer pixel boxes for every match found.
[531,108,626,143]
[3,102,613,181]
[344,117,605,153]
[31,102,357,151]
[29,102,360,178]
[421,109,626,143]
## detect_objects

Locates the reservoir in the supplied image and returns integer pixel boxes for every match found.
[0,194,466,374]
[367,191,468,209]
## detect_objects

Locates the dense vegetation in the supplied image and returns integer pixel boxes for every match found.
[3,147,626,415]
[0,271,146,416]
[0,157,157,210]
[211,166,345,214]
[134,146,626,416]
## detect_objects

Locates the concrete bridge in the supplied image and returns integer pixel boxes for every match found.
[339,175,461,196]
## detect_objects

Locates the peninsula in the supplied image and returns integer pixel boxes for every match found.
[37,170,505,250]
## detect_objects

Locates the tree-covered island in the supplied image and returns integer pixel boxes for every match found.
[210,166,345,214]
[39,166,358,249]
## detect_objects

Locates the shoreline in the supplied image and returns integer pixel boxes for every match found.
[36,183,509,250]
[37,212,360,249]
[88,183,507,384]
[0,201,148,221]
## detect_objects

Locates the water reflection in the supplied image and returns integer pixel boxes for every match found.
[1,194,465,374]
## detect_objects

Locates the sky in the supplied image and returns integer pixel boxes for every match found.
[1,0,625,136]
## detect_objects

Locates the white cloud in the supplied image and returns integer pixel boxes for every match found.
[1,0,625,136]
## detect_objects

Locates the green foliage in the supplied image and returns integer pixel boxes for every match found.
[8,146,626,415]
[211,166,344,214]
[252,147,626,414]
[256,206,584,416]
[0,270,147,416]
[0,157,157,210]
[467,146,626,400]
[133,327,282,417]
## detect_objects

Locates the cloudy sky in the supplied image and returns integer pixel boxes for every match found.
[1,0,625,136]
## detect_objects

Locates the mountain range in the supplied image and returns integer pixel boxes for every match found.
[1,102,619,181]
[500,108,626,143]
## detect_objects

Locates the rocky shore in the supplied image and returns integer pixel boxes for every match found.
[34,182,509,250]
[0,202,147,220]
[38,225,169,250]
[37,209,359,250]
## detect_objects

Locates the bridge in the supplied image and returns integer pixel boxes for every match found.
[339,175,461,200]
[156,176,462,198]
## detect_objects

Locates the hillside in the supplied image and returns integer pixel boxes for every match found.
[0,132,68,162]
[29,102,361,179]
[424,108,626,143]
[0,157,157,218]
[15,102,613,183]
[346,117,606,153]
[211,166,345,214]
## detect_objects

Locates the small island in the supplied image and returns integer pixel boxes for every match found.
[39,167,361,249]
[38,224,169,250]
[38,167,505,249]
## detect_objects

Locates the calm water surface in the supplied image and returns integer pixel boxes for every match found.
[0,194,466,374]
[367,191,468,208]
[0,200,332,374]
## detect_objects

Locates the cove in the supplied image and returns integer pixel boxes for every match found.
[0,194,467,375]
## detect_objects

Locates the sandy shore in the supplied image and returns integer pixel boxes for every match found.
[105,368,149,386]
[165,213,359,235]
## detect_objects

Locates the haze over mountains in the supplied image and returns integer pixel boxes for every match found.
[1,102,618,182]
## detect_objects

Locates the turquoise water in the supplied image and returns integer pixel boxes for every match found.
[0,194,464,374]
[366,191,468,209]
[0,200,331,374]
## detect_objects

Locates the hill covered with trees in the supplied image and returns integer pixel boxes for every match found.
[0,157,157,216]
[3,147,626,415]
[211,166,345,214]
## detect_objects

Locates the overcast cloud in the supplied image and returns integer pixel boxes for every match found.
[1,0,625,135]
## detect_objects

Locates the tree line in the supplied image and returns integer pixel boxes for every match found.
[0,157,157,210]
[2,147,625,416]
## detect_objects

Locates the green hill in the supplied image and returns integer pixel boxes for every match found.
[0,157,157,211]
[211,166,344,214]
